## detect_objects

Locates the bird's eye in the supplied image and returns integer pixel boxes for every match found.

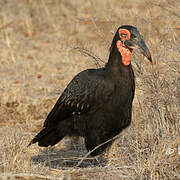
[121,33,127,38]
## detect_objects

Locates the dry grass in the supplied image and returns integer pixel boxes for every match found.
[0,0,180,179]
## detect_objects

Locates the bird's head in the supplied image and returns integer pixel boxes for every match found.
[111,25,152,66]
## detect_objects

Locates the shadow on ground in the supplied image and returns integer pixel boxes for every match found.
[30,138,107,169]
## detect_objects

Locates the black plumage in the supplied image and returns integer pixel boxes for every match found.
[29,25,152,156]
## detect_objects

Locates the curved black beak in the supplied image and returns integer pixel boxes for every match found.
[125,35,152,62]
[138,39,152,62]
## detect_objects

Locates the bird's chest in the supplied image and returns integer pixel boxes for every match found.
[100,78,134,128]
[111,76,134,107]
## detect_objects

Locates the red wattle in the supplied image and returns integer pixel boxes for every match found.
[116,40,133,66]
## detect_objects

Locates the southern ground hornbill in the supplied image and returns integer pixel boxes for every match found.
[29,25,152,156]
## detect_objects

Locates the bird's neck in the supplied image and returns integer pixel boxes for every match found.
[105,44,132,74]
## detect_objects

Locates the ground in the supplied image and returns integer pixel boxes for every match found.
[0,0,180,179]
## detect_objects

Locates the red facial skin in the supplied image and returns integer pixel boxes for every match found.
[116,29,133,66]
[119,29,131,40]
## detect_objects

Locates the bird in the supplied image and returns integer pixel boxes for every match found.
[28,25,152,156]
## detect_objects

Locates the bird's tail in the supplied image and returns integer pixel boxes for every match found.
[28,127,64,147]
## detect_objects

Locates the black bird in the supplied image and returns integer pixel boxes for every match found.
[29,25,152,156]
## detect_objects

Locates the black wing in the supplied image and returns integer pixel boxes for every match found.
[44,68,114,128]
